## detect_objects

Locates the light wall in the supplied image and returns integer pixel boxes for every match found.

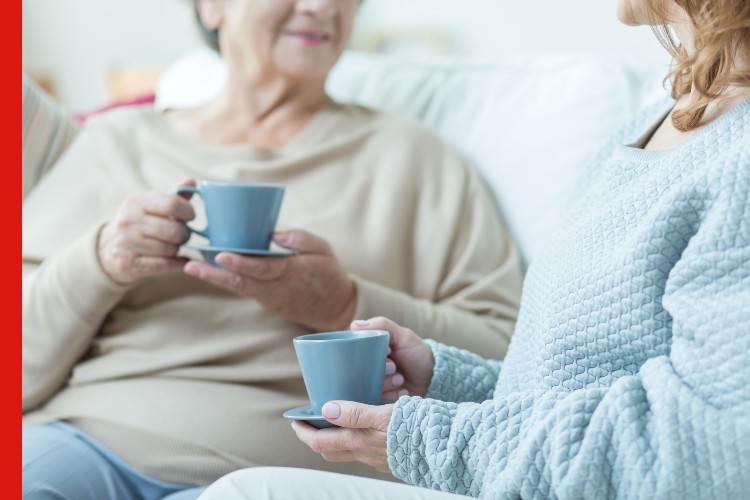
[22,0,202,110]
[22,0,671,110]
[358,0,668,64]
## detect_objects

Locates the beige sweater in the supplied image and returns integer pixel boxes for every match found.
[22,102,523,485]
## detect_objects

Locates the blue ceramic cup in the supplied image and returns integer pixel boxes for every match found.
[176,181,284,250]
[293,330,390,414]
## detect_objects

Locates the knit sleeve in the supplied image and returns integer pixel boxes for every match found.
[423,340,501,403]
[386,172,750,498]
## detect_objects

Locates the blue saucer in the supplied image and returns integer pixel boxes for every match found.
[283,400,394,430]
[283,404,336,429]
[185,244,295,266]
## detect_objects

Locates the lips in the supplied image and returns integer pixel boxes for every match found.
[285,31,332,42]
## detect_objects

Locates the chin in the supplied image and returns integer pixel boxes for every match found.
[279,56,338,82]
[282,65,332,83]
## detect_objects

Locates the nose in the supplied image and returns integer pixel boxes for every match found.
[296,0,336,18]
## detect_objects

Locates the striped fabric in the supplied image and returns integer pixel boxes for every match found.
[22,73,79,199]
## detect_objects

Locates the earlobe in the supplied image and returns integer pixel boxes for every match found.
[197,0,224,30]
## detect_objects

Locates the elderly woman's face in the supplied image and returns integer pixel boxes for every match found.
[207,0,359,80]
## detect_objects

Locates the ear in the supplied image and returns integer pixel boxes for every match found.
[197,0,224,30]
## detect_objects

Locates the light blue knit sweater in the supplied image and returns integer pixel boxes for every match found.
[386,98,750,499]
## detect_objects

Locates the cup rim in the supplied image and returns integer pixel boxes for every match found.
[197,180,285,189]
[293,330,389,343]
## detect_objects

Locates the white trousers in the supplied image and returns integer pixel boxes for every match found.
[198,467,466,500]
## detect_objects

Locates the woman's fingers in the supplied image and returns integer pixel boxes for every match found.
[319,451,356,463]
[382,373,405,392]
[139,215,191,245]
[382,389,409,401]
[133,256,191,276]
[183,260,259,297]
[273,229,332,255]
[385,360,396,375]
[140,192,195,221]
[292,421,358,453]
[213,252,290,280]
[130,237,180,257]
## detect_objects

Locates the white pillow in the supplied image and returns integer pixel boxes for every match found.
[156,50,667,263]
[155,47,227,110]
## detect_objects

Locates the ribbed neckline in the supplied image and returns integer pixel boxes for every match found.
[613,96,749,163]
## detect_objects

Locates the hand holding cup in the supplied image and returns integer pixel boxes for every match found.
[352,317,435,400]
[98,180,196,285]
[184,229,357,332]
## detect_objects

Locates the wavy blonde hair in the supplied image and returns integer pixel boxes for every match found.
[646,0,750,130]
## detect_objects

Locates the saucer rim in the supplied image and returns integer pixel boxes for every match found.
[282,404,327,421]
[282,400,393,421]
[185,244,295,257]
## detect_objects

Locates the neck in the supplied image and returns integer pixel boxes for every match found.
[191,58,330,147]
[217,68,329,123]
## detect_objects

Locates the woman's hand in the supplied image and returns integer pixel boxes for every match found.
[98,183,196,285]
[354,317,435,400]
[292,401,393,473]
[183,230,356,332]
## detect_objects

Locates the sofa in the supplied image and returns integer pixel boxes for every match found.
[155,48,668,265]
[24,50,667,265]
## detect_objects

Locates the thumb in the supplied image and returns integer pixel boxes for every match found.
[322,401,390,431]
[273,229,332,255]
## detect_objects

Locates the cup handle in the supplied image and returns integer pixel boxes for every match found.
[175,186,209,239]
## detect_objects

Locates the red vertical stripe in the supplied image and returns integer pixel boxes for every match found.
[14,0,23,495]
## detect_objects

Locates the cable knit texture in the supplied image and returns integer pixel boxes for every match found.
[387,98,750,499]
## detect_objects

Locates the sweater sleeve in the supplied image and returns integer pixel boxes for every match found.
[386,182,750,498]
[422,340,501,403]
[22,118,134,412]
[22,226,132,411]
[353,157,523,360]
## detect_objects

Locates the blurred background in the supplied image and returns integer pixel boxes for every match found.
[22,0,671,111]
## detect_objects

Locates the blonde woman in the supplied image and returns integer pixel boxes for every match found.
[201,0,750,498]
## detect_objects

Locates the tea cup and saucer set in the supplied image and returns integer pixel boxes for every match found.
[178,181,390,427]
[177,181,294,265]
[283,330,391,429]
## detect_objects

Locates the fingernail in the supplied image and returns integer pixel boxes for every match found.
[184,262,200,276]
[385,362,396,375]
[398,389,409,398]
[392,374,404,387]
[214,253,231,265]
[353,320,370,326]
[274,231,291,243]
[322,402,340,419]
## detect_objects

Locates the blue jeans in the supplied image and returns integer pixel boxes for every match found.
[23,421,208,500]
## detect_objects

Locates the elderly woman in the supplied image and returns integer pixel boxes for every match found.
[21,1,523,499]
[199,0,750,498]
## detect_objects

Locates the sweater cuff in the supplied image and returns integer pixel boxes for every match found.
[424,339,501,403]
[387,395,461,487]
[53,225,132,323]
[387,395,423,484]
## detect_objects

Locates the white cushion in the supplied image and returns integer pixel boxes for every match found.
[156,49,666,263]
[155,47,227,110]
